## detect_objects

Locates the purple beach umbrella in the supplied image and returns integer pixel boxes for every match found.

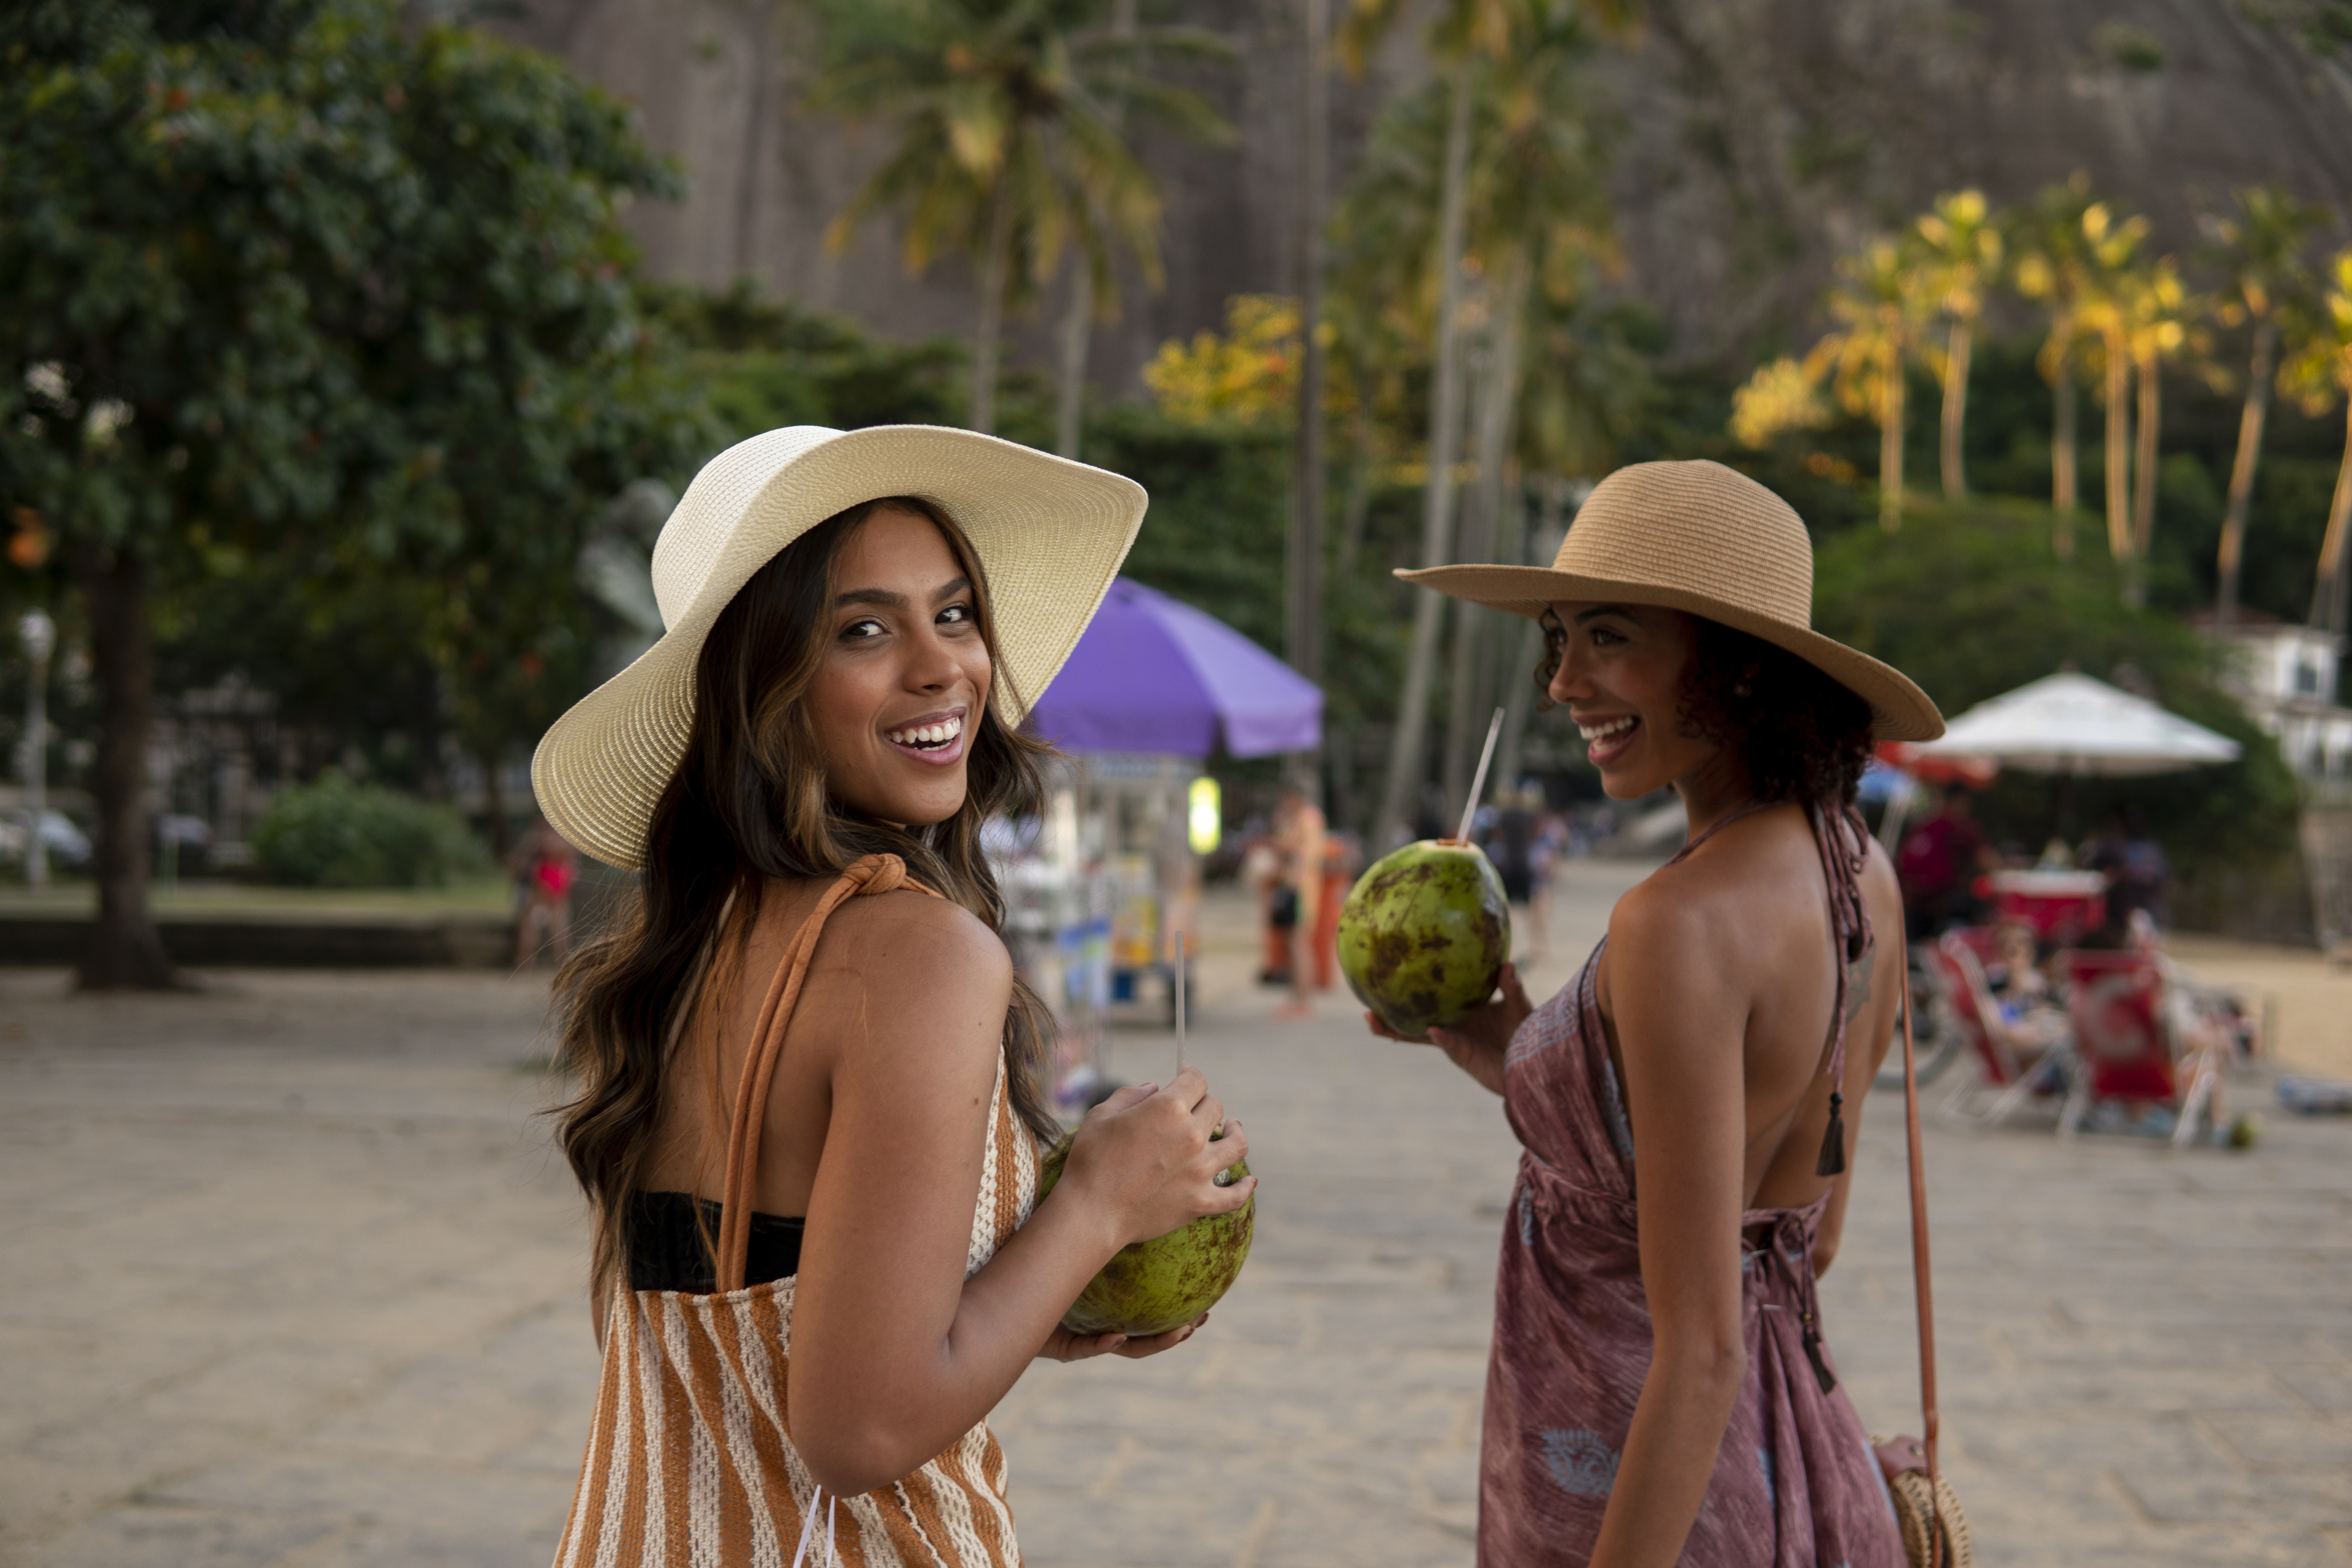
[1027,578,1322,759]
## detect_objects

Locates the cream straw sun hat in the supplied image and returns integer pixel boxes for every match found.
[532,425,1146,869]
[1401,459,1944,742]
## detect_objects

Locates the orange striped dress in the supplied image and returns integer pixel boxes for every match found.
[552,855,1043,1568]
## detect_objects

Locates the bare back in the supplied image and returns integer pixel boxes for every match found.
[1595,800,1904,1221]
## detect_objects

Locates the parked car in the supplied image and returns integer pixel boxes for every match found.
[2,808,93,869]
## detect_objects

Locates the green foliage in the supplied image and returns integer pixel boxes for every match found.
[1813,497,2302,877]
[641,280,966,436]
[0,0,701,752]
[251,773,491,887]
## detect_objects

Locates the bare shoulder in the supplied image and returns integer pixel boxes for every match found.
[795,889,1011,1080]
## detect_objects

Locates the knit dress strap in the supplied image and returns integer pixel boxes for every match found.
[714,853,942,1292]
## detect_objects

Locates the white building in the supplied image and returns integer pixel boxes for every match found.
[2200,613,2352,788]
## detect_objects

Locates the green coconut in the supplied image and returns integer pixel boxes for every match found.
[1336,839,1511,1040]
[1036,1129,1254,1338]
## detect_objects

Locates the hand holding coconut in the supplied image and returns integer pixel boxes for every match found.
[1033,1067,1255,1360]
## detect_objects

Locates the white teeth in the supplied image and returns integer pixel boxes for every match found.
[1577,716,1636,742]
[887,716,964,746]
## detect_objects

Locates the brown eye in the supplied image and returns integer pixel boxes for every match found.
[841,618,884,641]
[938,604,973,626]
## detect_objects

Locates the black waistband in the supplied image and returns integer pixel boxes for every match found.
[626,1190,805,1294]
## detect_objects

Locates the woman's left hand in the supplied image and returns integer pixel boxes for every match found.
[1038,1313,1209,1363]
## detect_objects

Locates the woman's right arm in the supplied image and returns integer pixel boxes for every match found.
[787,899,1252,1496]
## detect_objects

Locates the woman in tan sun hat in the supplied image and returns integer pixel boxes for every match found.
[1365,459,1942,1568]
[537,425,1255,1567]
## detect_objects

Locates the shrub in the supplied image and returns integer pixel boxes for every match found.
[251,775,491,888]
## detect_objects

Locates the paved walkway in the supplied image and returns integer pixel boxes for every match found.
[2,864,2348,1567]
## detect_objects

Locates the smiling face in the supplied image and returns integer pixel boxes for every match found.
[803,505,993,828]
[1545,601,1735,801]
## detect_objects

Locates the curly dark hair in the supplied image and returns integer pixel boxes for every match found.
[1535,608,1875,808]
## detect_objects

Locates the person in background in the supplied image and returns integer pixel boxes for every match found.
[1896,785,1991,938]
[2083,806,2169,938]
[1243,828,1291,986]
[1311,827,1362,993]
[1274,783,1327,1016]
[512,816,579,967]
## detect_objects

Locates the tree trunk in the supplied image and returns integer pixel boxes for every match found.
[1375,56,1475,848]
[1940,318,1971,499]
[1442,346,1495,821]
[2312,399,2352,635]
[969,182,1014,436]
[1054,263,1092,459]
[2103,334,2132,565]
[2127,344,2161,608]
[73,542,175,989]
[481,744,511,861]
[1443,264,1526,822]
[1878,342,1905,531]
[2053,327,2078,559]
[1287,0,1330,709]
[1337,402,1374,581]
[1495,475,1569,803]
[2216,316,2278,630]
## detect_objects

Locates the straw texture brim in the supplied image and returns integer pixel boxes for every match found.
[533,426,1145,869]
[1399,563,1945,743]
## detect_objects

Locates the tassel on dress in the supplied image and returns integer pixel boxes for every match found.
[1816,1091,1847,1177]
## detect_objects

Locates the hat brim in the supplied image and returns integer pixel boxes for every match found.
[534,426,1146,869]
[1398,563,1945,743]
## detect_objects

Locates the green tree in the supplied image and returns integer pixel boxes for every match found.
[2071,202,2155,573]
[812,0,1230,437]
[2285,249,2352,633]
[1911,189,2003,499]
[1815,238,1931,530]
[2119,257,2198,606]
[0,0,685,985]
[1337,0,1633,840]
[2205,184,2326,627]
[2010,174,2100,553]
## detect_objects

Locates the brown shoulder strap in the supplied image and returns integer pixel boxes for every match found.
[1897,963,1944,1495]
[714,853,943,1292]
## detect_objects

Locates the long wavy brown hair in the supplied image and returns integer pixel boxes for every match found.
[552,496,1063,1305]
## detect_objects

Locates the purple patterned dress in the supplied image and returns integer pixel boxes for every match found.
[1479,806,1903,1567]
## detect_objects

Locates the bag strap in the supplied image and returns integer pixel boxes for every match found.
[714,853,941,1292]
[1897,962,1948,1553]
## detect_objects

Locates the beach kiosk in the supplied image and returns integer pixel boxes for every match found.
[1008,578,1321,1102]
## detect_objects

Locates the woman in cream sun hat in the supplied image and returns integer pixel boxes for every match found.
[1365,459,1941,1568]
[538,425,1255,1568]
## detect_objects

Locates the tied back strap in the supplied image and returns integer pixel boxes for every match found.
[1812,802,1875,1178]
[714,853,944,1293]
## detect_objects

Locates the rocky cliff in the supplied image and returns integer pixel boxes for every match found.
[494,0,2352,383]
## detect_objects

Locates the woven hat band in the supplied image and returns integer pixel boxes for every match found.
[1555,461,1814,628]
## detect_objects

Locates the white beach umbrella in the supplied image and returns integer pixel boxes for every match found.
[1909,671,2241,778]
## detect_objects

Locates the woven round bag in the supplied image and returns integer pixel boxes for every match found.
[1870,1434,1973,1568]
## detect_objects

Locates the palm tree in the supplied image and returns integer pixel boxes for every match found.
[2011,174,2100,555]
[1340,0,1633,844]
[2119,256,2196,606]
[2206,184,2324,628]
[814,0,1229,436]
[1912,189,2003,498]
[2286,250,2352,634]
[1815,237,1931,530]
[2072,202,2154,568]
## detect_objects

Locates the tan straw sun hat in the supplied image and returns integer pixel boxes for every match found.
[532,424,1146,869]
[1401,459,1944,741]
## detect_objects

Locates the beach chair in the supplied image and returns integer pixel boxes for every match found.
[2055,949,2224,1147]
[1922,932,2074,1127]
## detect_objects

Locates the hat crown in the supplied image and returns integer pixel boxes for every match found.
[1555,460,1814,628]
[650,426,844,630]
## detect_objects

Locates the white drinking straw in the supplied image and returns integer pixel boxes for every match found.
[1455,707,1507,845]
